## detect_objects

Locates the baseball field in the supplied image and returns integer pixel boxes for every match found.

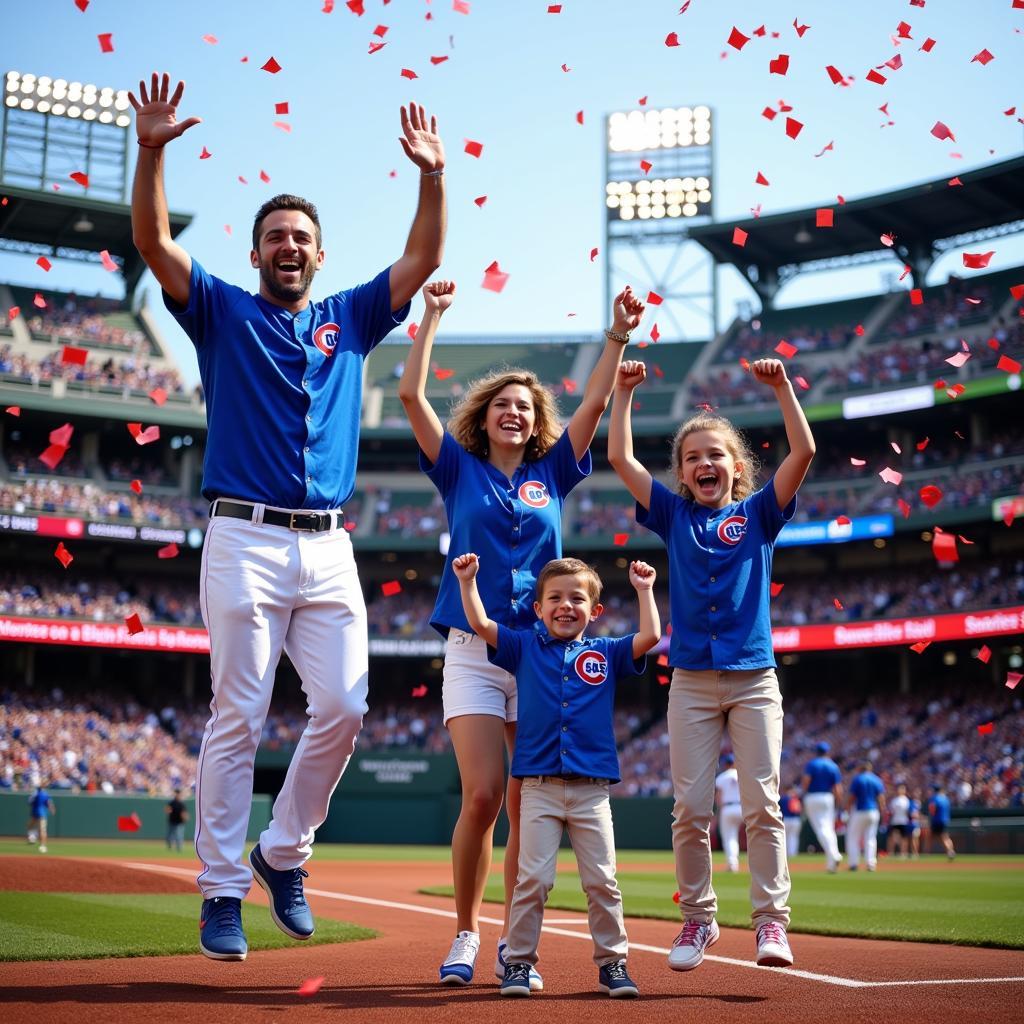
[1,839,1021,1023]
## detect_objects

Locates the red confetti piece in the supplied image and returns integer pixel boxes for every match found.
[849,458,866,467]
[130,479,143,494]
[977,722,993,736]
[825,65,844,84]
[976,645,992,664]
[785,117,803,139]
[997,354,1021,374]
[562,378,578,394]
[755,171,770,185]
[453,0,471,12]
[62,345,88,366]
[433,368,454,381]
[575,110,584,125]
[259,170,271,184]
[865,69,887,85]
[732,227,748,247]
[762,106,778,121]
[909,641,930,654]
[963,251,994,269]
[919,485,943,508]
[75,0,89,10]
[835,515,852,526]
[125,613,144,636]
[589,248,598,262]
[563,64,573,73]
[400,68,418,79]
[833,598,844,611]
[70,171,89,188]
[54,542,73,569]
[1007,672,1022,691]
[158,543,180,559]
[646,291,663,306]
[793,18,810,37]
[411,684,428,698]
[381,580,402,597]
[547,3,562,11]
[910,289,923,306]
[672,891,681,904]
[770,581,785,597]
[431,56,449,66]
[7,306,19,320]
[815,208,833,228]
[932,531,958,563]
[769,54,790,75]
[481,260,509,293]
[971,48,994,65]
[261,57,282,73]
[774,340,797,358]
[880,232,895,247]
[297,976,326,997]
[920,38,936,53]
[36,256,52,272]
[474,196,487,207]
[665,32,680,47]
[464,139,483,158]
[1011,284,1024,300]
[793,375,810,390]
[117,813,142,832]
[406,323,417,342]
[368,42,386,54]
[127,422,161,446]
[97,33,114,53]
[199,147,213,160]
[274,121,291,133]
[100,250,118,272]
[930,121,955,142]
[148,387,168,406]
[275,102,289,115]
[879,467,903,486]
[640,159,652,175]
[727,26,750,50]
[613,533,629,546]
[202,34,218,44]
[39,444,68,470]
[897,498,911,519]
[946,383,965,400]
[883,54,903,72]
[945,351,971,368]
[346,0,363,12]
[650,323,660,342]
[5,406,20,416]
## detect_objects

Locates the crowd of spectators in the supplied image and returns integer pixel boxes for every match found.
[882,277,994,341]
[719,319,859,363]
[25,297,151,353]
[373,490,445,539]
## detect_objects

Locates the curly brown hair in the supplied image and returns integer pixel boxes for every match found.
[669,411,759,502]
[447,368,562,461]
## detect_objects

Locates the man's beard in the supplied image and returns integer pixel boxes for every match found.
[259,260,315,303]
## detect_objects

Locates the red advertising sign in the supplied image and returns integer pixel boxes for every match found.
[0,616,210,653]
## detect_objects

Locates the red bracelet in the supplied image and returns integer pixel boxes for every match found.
[137,140,164,150]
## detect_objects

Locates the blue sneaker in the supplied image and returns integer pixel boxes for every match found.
[199,897,247,961]
[495,938,544,991]
[249,844,314,940]
[439,930,480,985]
[500,962,532,997]
[599,960,639,998]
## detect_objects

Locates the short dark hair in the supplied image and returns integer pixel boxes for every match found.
[536,558,602,604]
[252,194,322,251]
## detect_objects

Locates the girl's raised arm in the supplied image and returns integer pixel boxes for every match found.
[608,361,654,510]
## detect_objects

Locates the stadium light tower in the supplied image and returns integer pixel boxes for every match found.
[604,104,717,342]
[1,70,132,201]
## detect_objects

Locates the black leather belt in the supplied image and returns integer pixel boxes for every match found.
[210,499,341,533]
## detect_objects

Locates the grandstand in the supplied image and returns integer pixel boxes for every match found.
[1,141,1021,846]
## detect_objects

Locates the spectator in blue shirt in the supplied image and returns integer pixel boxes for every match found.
[27,784,55,853]
[927,784,956,860]
[454,553,660,999]
[846,761,886,871]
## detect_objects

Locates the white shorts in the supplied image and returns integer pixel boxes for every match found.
[442,629,517,725]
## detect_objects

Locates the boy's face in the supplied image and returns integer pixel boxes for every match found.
[534,573,603,641]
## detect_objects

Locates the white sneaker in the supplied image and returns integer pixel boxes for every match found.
[755,921,794,967]
[439,930,480,985]
[38,844,47,853]
[495,938,544,990]
[668,919,720,971]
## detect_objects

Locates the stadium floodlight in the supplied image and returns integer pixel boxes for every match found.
[4,70,131,127]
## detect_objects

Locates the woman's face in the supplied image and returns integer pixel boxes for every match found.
[482,383,537,453]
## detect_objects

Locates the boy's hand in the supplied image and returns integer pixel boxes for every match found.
[629,560,656,590]
[423,279,456,313]
[612,285,646,334]
[750,357,789,388]
[616,360,646,392]
[452,552,480,581]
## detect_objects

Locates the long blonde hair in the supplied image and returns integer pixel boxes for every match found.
[448,368,561,461]
[669,412,759,502]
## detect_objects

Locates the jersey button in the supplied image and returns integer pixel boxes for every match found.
[512,568,518,574]
[304,446,310,453]
[302,379,309,387]
[306,415,312,423]
[561,725,568,732]
[710,605,716,612]
[710,576,716,583]
[712,634,718,640]
[562,675,568,681]
[562,701,568,708]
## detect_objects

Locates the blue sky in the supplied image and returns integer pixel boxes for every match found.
[2,0,1023,383]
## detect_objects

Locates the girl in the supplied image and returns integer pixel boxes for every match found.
[399,279,645,987]
[608,357,814,971]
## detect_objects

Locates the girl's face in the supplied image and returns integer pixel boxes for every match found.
[482,383,537,453]
[679,428,742,509]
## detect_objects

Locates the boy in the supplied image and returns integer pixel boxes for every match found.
[452,553,660,998]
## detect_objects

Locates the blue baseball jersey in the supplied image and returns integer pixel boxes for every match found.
[489,625,645,782]
[803,756,842,793]
[849,771,885,811]
[29,789,50,817]
[636,477,796,670]
[165,258,410,509]
[928,792,951,824]
[422,430,591,635]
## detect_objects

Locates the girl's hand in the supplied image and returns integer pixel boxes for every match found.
[451,552,479,580]
[612,285,645,334]
[629,560,656,590]
[423,279,456,313]
[750,357,788,388]
[616,360,647,392]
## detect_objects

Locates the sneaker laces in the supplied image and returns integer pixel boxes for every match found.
[446,932,479,963]
[604,961,629,981]
[505,963,531,984]
[757,921,786,946]
[282,867,309,909]
[206,897,243,936]
[674,919,709,947]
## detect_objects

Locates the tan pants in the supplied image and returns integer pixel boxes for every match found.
[668,668,791,927]
[505,777,628,967]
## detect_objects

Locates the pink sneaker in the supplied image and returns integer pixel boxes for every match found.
[667,919,719,971]
[755,921,793,967]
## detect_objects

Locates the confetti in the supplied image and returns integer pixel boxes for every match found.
[411,684,428,698]
[433,368,454,381]
[149,387,168,406]
[199,147,213,159]
[755,171,770,185]
[1007,672,1022,691]
[732,227,748,247]
[401,68,418,79]
[75,0,89,9]
[202,34,218,44]
[613,533,629,546]
[431,56,449,66]
[38,445,67,470]
[453,0,471,12]
[769,54,790,75]
[932,531,958,563]
[976,645,992,664]
[346,0,363,11]
[850,458,866,467]
[62,345,88,365]
[785,117,803,139]
[813,140,834,158]
[70,171,89,188]
[36,256,52,272]
[919,485,943,508]
[650,323,660,342]
[131,479,143,494]
[762,106,778,121]
[770,582,784,597]
[920,37,936,52]
[261,57,282,73]
[117,813,142,832]
[793,18,810,37]
[793,375,810,390]
[547,4,562,11]
[815,208,833,228]
[997,354,1021,373]
[833,598,844,610]
[774,340,797,358]
[50,423,74,447]
[879,467,903,486]
[727,26,750,50]
[909,641,931,654]
[910,289,923,306]
[646,290,663,306]
[977,722,993,736]
[54,542,73,569]
[945,351,971,368]
[481,260,509,293]
[825,65,844,84]
[100,250,118,272]
[5,406,20,416]
[897,498,911,518]
[7,306,19,320]
[590,247,598,262]
[575,110,584,125]
[930,120,955,142]
[273,121,291,133]
[971,48,994,65]
[474,196,487,207]
[665,32,680,47]
[464,139,483,158]
[98,33,114,53]
[158,543,180,559]
[381,580,402,596]
[275,102,289,115]
[866,69,887,85]
[125,613,144,636]
[127,422,161,446]
[835,515,852,525]
[963,251,994,269]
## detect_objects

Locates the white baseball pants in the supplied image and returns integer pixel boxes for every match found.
[718,804,743,870]
[846,809,881,869]
[803,792,842,869]
[195,514,368,899]
[784,817,801,857]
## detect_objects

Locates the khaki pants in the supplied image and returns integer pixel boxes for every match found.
[668,668,791,927]
[505,777,628,967]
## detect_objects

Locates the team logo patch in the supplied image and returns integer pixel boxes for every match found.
[717,515,747,546]
[518,480,550,508]
[574,650,608,686]
[312,322,341,357]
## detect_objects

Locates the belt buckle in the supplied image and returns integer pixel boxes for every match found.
[289,512,313,532]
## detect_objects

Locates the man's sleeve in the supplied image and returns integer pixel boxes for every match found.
[342,266,412,354]
[162,258,241,350]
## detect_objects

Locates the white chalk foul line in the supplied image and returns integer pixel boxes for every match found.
[122,862,1024,990]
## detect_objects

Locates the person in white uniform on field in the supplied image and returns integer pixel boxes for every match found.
[715,754,743,872]
[800,741,843,873]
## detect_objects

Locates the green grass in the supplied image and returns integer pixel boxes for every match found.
[0,892,375,962]
[422,854,1024,950]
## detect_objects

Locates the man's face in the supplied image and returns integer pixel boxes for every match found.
[250,209,324,303]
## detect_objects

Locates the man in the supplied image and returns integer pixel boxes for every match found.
[166,787,188,853]
[887,782,911,860]
[714,753,743,873]
[27,784,55,853]
[781,783,802,858]
[800,741,843,872]
[129,73,445,962]
[927,784,956,860]
[846,761,886,872]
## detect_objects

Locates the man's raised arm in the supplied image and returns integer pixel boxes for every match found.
[389,102,447,312]
[129,73,201,307]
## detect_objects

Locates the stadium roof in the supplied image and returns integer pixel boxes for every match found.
[0,184,192,297]
[687,155,1024,306]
